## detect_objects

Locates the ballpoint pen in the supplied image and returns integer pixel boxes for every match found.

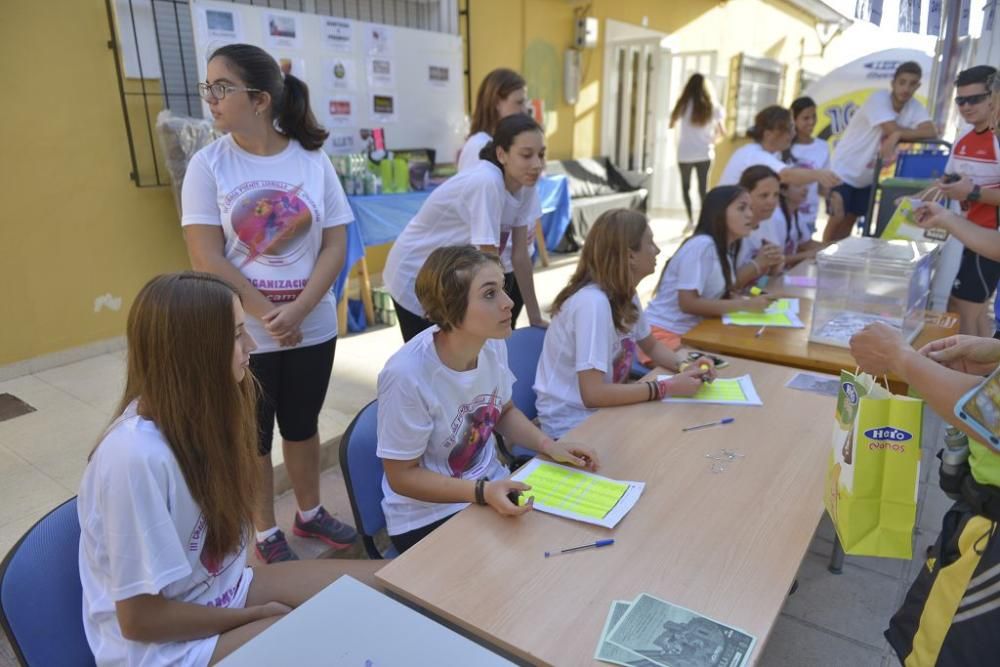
[544,539,615,558]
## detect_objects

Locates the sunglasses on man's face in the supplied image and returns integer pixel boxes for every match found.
[955,93,990,107]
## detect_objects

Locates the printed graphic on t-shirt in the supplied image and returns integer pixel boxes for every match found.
[189,513,246,601]
[612,337,637,384]
[445,388,503,476]
[225,181,318,303]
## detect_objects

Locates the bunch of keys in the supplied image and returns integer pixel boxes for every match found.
[705,448,745,473]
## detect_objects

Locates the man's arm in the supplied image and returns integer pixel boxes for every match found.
[880,120,938,142]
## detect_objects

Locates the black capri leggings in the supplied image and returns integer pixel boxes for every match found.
[679,160,711,222]
[250,338,336,455]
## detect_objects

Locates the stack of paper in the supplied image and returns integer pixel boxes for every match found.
[657,374,763,406]
[509,459,644,529]
[723,297,804,328]
[595,594,756,667]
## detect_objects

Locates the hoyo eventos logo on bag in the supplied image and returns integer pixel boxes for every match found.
[864,426,912,452]
[843,383,858,404]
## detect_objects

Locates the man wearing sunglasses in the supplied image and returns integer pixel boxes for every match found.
[934,66,1000,338]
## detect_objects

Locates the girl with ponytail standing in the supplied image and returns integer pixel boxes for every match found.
[182,44,358,564]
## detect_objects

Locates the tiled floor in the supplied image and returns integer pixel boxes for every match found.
[0,210,953,666]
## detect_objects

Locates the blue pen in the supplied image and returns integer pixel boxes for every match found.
[682,417,735,432]
[544,539,615,558]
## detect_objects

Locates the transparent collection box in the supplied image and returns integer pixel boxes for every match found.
[809,237,939,348]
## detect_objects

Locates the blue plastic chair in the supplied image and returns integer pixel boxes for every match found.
[502,326,548,460]
[339,400,398,559]
[0,497,95,666]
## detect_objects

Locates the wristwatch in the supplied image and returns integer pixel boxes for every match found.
[968,184,982,202]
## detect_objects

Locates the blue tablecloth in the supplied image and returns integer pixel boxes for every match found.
[537,174,571,251]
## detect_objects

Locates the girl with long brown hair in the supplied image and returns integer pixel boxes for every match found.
[669,73,724,227]
[644,186,769,351]
[534,210,716,439]
[78,272,378,666]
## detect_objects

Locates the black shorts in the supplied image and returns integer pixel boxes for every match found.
[951,248,1000,303]
[250,338,336,455]
[831,183,872,217]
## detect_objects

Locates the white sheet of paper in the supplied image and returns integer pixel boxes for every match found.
[657,374,764,406]
[509,459,645,530]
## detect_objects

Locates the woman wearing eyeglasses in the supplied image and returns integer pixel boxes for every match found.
[181,44,358,564]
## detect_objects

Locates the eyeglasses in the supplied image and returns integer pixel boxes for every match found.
[955,93,990,107]
[197,82,261,102]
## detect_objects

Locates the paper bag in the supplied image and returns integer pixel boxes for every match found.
[825,370,923,559]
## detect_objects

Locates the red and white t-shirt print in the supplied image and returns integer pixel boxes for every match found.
[947,128,1000,230]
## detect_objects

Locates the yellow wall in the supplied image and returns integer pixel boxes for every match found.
[0,2,188,366]
[469,0,830,176]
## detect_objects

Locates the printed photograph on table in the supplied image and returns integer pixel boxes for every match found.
[324,57,355,91]
[605,594,756,667]
[785,371,841,397]
[262,11,302,49]
[321,16,353,52]
[328,96,356,126]
[596,601,658,667]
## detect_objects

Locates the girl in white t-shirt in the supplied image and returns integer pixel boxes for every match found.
[384,114,547,341]
[788,96,831,236]
[457,68,545,329]
[778,182,824,268]
[669,73,725,227]
[78,272,379,667]
[377,246,599,553]
[644,186,770,349]
[719,106,840,190]
[734,166,787,287]
[182,44,357,564]
[534,209,717,439]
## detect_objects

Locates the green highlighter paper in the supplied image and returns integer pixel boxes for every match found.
[658,374,763,406]
[509,460,644,528]
[723,297,805,328]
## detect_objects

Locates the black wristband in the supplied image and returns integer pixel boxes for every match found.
[474,477,487,505]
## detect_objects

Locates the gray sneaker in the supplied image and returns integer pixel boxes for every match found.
[292,507,358,549]
[255,529,299,563]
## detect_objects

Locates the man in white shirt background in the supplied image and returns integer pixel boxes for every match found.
[826,61,938,242]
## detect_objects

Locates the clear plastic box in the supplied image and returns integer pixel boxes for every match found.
[809,237,938,348]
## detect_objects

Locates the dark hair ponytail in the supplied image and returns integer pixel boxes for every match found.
[209,44,328,151]
[478,114,543,170]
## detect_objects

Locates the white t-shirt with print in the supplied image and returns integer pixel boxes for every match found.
[735,207,792,268]
[646,235,732,335]
[677,103,724,163]
[790,139,831,228]
[534,284,652,439]
[831,90,931,188]
[383,161,536,314]
[181,135,354,354]
[377,327,513,535]
[457,132,542,272]
[719,142,788,186]
[78,402,251,667]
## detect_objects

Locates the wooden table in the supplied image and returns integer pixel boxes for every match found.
[680,299,958,393]
[219,576,515,666]
[377,358,835,666]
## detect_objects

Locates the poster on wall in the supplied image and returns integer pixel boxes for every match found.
[322,17,354,52]
[272,54,306,78]
[365,25,393,55]
[328,96,356,126]
[428,65,450,88]
[372,94,397,123]
[262,11,302,50]
[325,130,360,155]
[367,57,395,88]
[198,6,242,41]
[324,57,356,91]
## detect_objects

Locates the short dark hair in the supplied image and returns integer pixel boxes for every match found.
[746,105,791,142]
[956,65,998,88]
[415,246,502,332]
[894,61,922,81]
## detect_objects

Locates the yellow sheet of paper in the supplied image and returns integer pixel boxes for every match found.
[684,378,749,402]
[770,299,795,313]
[520,462,628,519]
[725,311,795,326]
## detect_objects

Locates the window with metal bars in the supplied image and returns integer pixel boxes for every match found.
[106,0,460,187]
